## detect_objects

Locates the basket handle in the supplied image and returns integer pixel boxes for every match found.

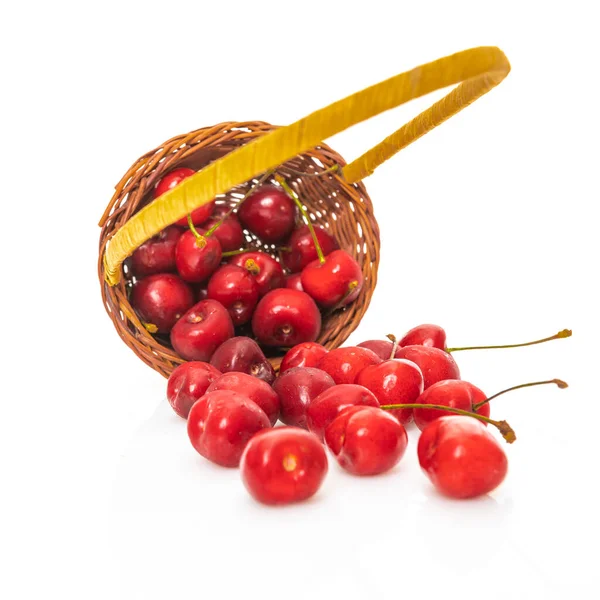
[103,46,510,285]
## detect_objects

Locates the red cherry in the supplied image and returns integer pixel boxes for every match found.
[301,250,363,308]
[306,384,380,441]
[207,372,280,425]
[130,226,182,277]
[285,273,304,292]
[166,361,222,418]
[175,230,222,283]
[252,289,321,347]
[130,273,194,333]
[240,427,328,505]
[170,299,234,361]
[210,336,275,384]
[279,342,328,374]
[153,167,215,226]
[187,390,270,468]
[356,358,424,425]
[418,416,508,498]
[325,406,408,476]
[230,252,285,296]
[272,367,335,429]
[356,339,398,360]
[281,225,338,273]
[237,185,296,243]
[316,346,382,385]
[207,265,259,326]
[399,324,447,350]
[202,215,244,252]
[394,345,460,389]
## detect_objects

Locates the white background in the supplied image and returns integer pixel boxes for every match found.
[1,1,598,598]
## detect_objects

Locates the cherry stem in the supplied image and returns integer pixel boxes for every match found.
[275,174,325,264]
[446,329,572,353]
[322,281,359,317]
[386,334,398,360]
[221,249,247,257]
[472,378,568,410]
[187,214,206,248]
[244,258,260,275]
[379,403,516,443]
[204,169,275,237]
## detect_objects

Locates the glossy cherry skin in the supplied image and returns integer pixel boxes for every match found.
[153,167,215,226]
[281,225,338,273]
[130,226,182,277]
[202,215,244,252]
[170,300,235,361]
[237,185,296,243]
[207,265,259,326]
[399,324,447,351]
[130,273,194,333]
[356,358,424,425]
[418,416,508,499]
[279,342,328,374]
[413,379,489,431]
[175,230,222,283]
[301,250,363,308]
[231,252,285,296]
[317,346,382,385]
[241,427,328,505]
[166,361,222,418]
[357,339,398,360]
[306,384,380,441]
[252,289,321,347]
[210,336,275,384]
[285,273,304,292]
[207,372,280,425]
[272,367,336,429]
[325,406,408,476]
[394,345,460,389]
[187,390,271,468]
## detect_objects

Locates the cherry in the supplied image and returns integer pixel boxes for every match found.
[207,265,259,326]
[237,184,296,243]
[207,372,280,425]
[130,225,182,277]
[175,229,222,283]
[166,361,222,419]
[130,273,194,333]
[394,345,460,389]
[201,214,244,252]
[272,367,335,429]
[153,167,215,226]
[170,299,234,361]
[418,416,508,499]
[317,346,382,385]
[281,225,338,273]
[240,427,328,505]
[210,336,276,384]
[285,273,304,292]
[230,252,285,296]
[325,406,408,476]
[279,342,328,374]
[252,289,321,347]
[301,250,363,308]
[306,384,380,441]
[356,339,398,360]
[356,351,424,425]
[187,390,270,468]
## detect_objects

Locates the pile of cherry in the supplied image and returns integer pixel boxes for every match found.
[128,167,361,357]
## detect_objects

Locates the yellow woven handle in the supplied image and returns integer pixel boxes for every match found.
[104,46,510,285]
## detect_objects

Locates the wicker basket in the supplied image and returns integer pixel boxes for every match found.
[98,47,510,378]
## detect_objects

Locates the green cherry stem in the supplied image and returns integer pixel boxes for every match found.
[187,214,207,248]
[275,174,325,264]
[446,329,572,353]
[221,249,248,257]
[472,378,568,410]
[379,403,516,443]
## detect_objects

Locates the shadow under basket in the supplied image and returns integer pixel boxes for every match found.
[98,121,381,377]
